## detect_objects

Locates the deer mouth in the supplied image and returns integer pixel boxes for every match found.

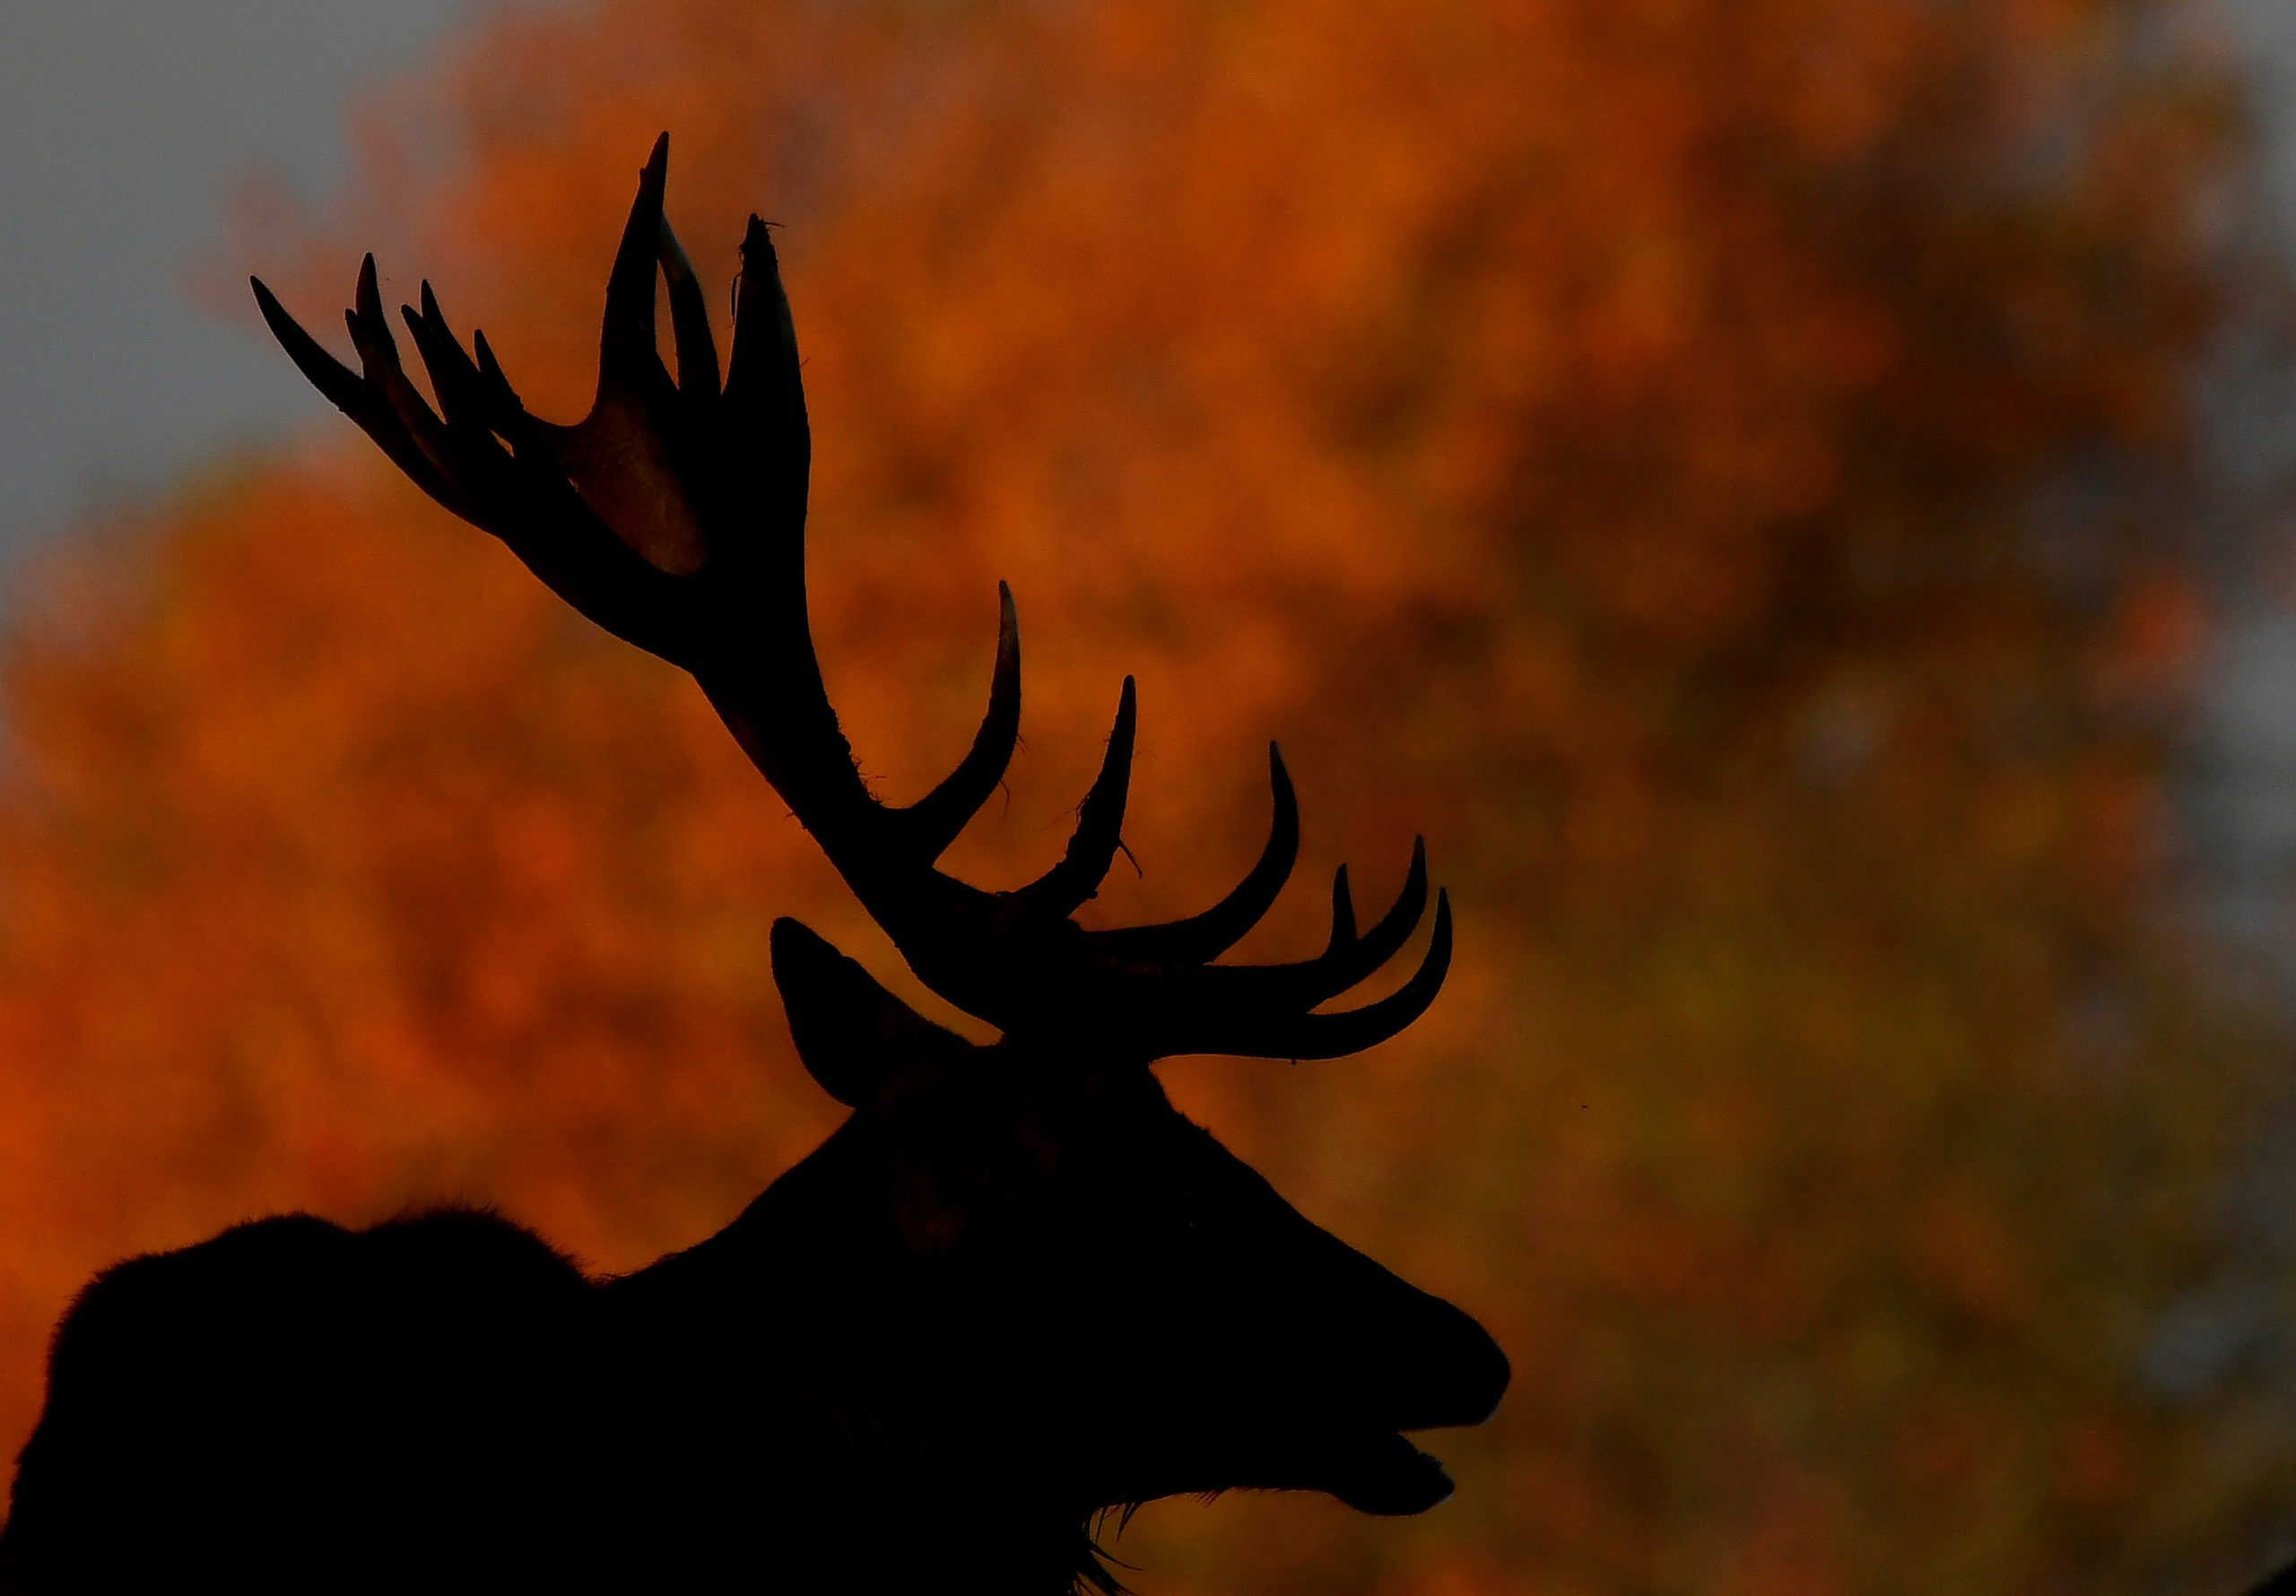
[1275,1427,1455,1516]
[1109,1423,1455,1517]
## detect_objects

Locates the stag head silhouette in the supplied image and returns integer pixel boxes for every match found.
[0,137,1507,1595]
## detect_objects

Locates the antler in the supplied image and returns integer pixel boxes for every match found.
[251,134,1449,1061]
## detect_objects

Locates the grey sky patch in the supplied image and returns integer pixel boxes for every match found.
[0,0,2291,606]
[0,0,491,588]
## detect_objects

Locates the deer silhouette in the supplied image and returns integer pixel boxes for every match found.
[0,137,1508,1595]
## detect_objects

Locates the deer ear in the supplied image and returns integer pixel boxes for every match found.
[770,918,974,1106]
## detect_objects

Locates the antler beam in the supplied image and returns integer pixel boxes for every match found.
[252,134,1449,1061]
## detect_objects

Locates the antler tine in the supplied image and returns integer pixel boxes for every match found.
[1328,837,1429,984]
[657,217,721,403]
[1146,837,1431,1018]
[721,215,811,558]
[258,134,1455,1064]
[1086,744,1300,965]
[899,583,1023,863]
[1013,678,1138,915]
[1274,889,1454,1060]
[1171,891,1454,1062]
[401,287,483,427]
[345,255,454,483]
[255,262,697,667]
[1324,865,1358,954]
[253,272,463,516]
[468,329,523,422]
[597,134,672,395]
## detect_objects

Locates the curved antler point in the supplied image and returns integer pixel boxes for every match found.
[1266,743,1296,811]
[1326,865,1358,953]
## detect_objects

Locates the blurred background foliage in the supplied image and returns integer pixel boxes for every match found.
[4,0,2296,1591]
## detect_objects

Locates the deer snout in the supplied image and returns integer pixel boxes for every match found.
[1371,1294,1510,1432]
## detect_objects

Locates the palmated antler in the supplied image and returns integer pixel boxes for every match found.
[252,134,1449,1061]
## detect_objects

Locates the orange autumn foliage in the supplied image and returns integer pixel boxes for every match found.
[1,0,2289,1591]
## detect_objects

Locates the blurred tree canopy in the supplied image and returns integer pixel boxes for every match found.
[1,0,2291,1591]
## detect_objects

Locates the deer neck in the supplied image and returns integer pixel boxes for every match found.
[598,1146,1109,1592]
[605,1134,896,1359]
